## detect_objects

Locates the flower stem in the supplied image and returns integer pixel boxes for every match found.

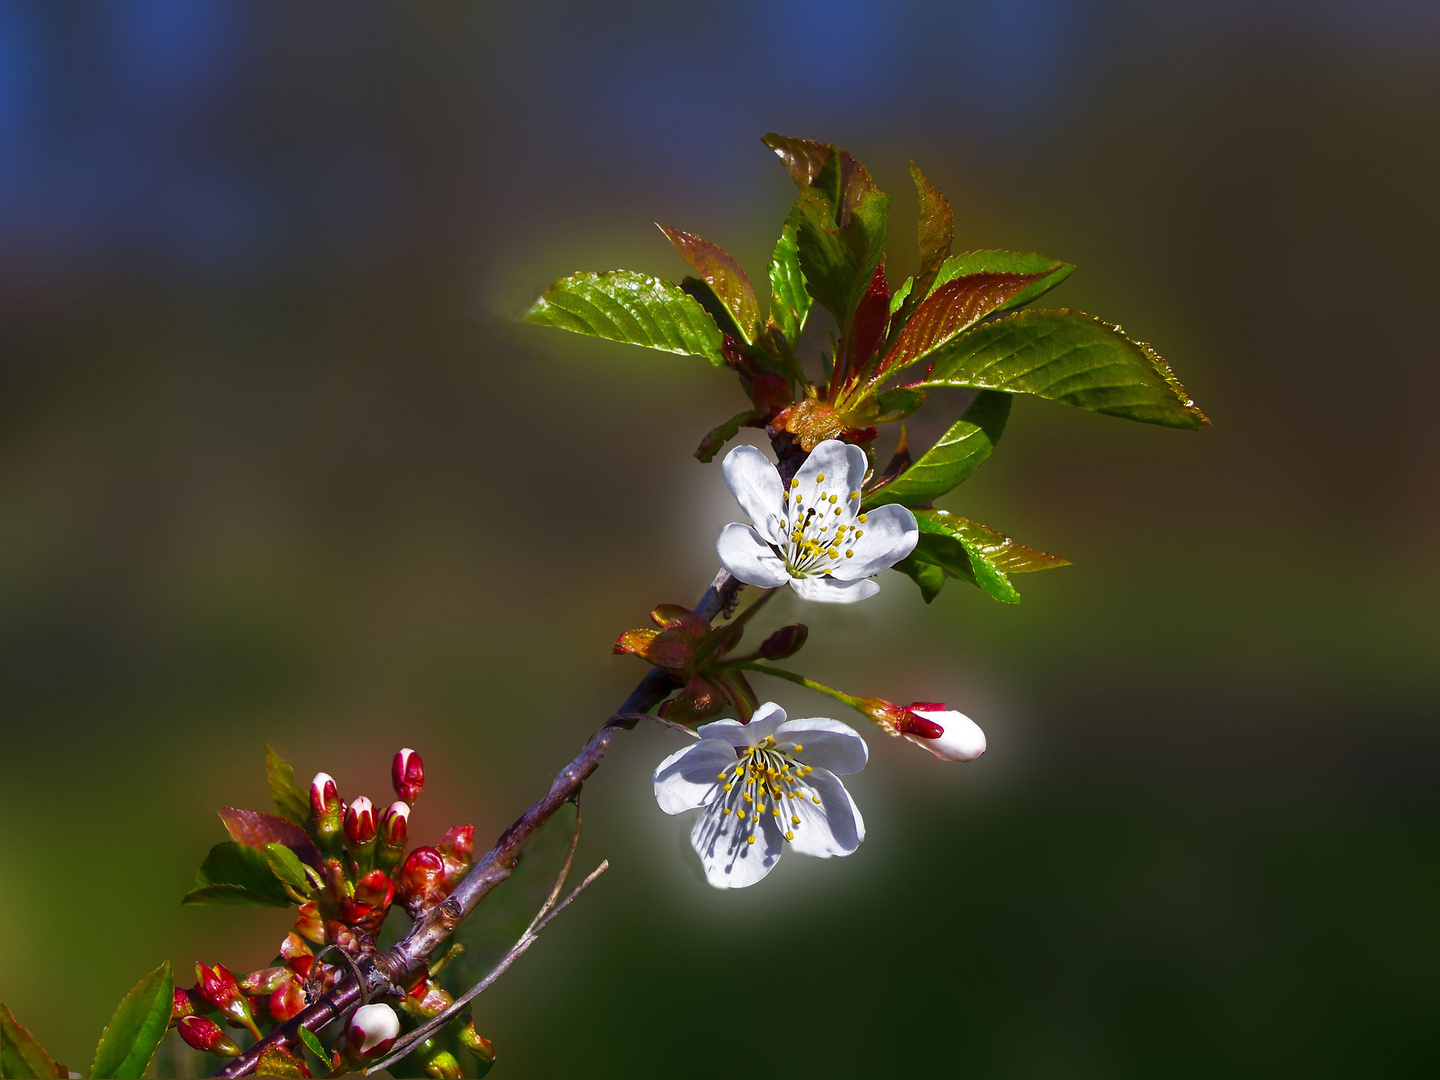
[733,662,862,709]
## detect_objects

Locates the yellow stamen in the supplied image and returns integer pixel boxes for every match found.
[747,835,756,845]
[816,473,825,481]
[791,815,801,825]
[858,513,868,523]
[785,831,794,841]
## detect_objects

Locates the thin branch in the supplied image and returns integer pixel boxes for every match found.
[366,860,609,1076]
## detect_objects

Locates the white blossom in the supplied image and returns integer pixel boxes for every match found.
[345,1002,400,1056]
[654,702,868,888]
[716,440,918,603]
[903,703,987,761]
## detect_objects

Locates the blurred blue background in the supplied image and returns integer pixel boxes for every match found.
[1,1,1437,1075]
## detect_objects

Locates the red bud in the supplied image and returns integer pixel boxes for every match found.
[293,901,326,946]
[171,986,197,1021]
[311,772,343,850]
[757,623,809,660]
[269,976,307,1023]
[392,748,425,803]
[196,962,257,1033]
[379,801,409,846]
[397,846,448,917]
[239,966,294,995]
[177,1015,241,1057]
[343,796,377,849]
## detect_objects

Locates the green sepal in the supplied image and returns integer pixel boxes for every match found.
[865,391,1010,508]
[929,250,1074,311]
[90,961,173,1080]
[767,206,812,345]
[266,744,309,826]
[525,270,727,365]
[1,1004,66,1079]
[903,309,1208,430]
[183,842,293,908]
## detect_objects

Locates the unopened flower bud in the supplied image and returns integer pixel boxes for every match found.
[344,795,377,847]
[281,931,316,979]
[397,846,447,917]
[176,1015,241,1057]
[421,1047,463,1079]
[392,748,425,803]
[293,901,326,946]
[269,975,307,1023]
[239,966,294,995]
[196,962,257,1034]
[458,1018,496,1070]
[437,824,474,888]
[899,702,986,761]
[171,986,198,1021]
[757,623,809,660]
[341,868,395,933]
[311,772,343,851]
[377,801,409,872]
[345,1002,400,1057]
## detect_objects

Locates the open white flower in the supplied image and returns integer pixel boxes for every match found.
[716,439,918,603]
[654,702,868,888]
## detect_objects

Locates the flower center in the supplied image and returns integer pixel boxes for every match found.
[715,735,825,845]
[778,476,867,578]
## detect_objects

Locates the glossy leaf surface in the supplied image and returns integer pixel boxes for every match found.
[929,250,1074,312]
[183,842,292,907]
[660,225,759,343]
[767,208,811,343]
[263,842,311,891]
[266,745,309,826]
[525,271,726,365]
[865,391,1010,508]
[910,162,953,301]
[899,511,1068,603]
[793,189,890,331]
[219,807,316,864]
[1,1005,65,1079]
[905,310,1208,429]
[90,962,173,1080]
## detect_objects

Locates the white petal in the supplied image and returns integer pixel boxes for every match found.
[653,740,739,814]
[689,786,785,888]
[745,701,787,740]
[789,574,881,603]
[717,524,791,588]
[828,504,919,581]
[775,718,869,776]
[907,709,987,761]
[794,439,868,509]
[722,444,786,544]
[785,767,865,858]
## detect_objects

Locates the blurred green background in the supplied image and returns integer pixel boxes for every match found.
[2,1,1437,1076]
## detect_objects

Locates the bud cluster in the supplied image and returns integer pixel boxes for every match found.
[167,747,495,1071]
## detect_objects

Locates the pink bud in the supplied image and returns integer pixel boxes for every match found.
[901,703,986,761]
[177,1015,241,1057]
[397,846,448,917]
[310,772,339,818]
[269,975,307,1023]
[379,801,409,846]
[392,748,425,803]
[343,796,377,848]
[171,986,197,1021]
[345,1002,400,1057]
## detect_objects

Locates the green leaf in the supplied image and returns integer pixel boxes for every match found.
[899,511,1069,604]
[866,391,1010,508]
[694,409,760,463]
[90,961,173,1080]
[909,162,953,301]
[767,207,811,344]
[257,1047,310,1078]
[182,842,292,908]
[887,276,913,320]
[263,842,311,891]
[660,225,759,343]
[266,744,309,826]
[930,250,1074,312]
[793,188,890,332]
[1,1004,66,1079]
[903,309,1209,430]
[298,1025,327,1061]
[524,271,726,365]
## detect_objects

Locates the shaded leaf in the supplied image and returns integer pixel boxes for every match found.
[894,553,947,604]
[762,132,833,190]
[910,162,953,301]
[660,225,760,343]
[1,1004,65,1079]
[767,207,811,343]
[266,745,309,826]
[680,276,745,342]
[909,531,1020,604]
[694,410,760,463]
[183,842,292,908]
[263,843,311,891]
[90,961,173,1080]
[930,250,1074,312]
[219,807,316,865]
[525,271,726,366]
[904,310,1208,430]
[794,188,890,332]
[257,1047,311,1079]
[849,262,890,375]
[918,510,1070,575]
[866,391,1010,508]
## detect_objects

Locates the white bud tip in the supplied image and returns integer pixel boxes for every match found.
[907,709,987,762]
[350,795,373,814]
[348,1002,400,1053]
[397,748,415,764]
[386,801,410,819]
[311,771,335,792]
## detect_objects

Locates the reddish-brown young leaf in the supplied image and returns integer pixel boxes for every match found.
[218,808,317,865]
[762,133,833,189]
[910,162,953,302]
[659,226,760,343]
[868,271,1052,389]
[848,262,890,380]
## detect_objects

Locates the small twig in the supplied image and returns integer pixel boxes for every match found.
[609,711,702,739]
[366,860,610,1075]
